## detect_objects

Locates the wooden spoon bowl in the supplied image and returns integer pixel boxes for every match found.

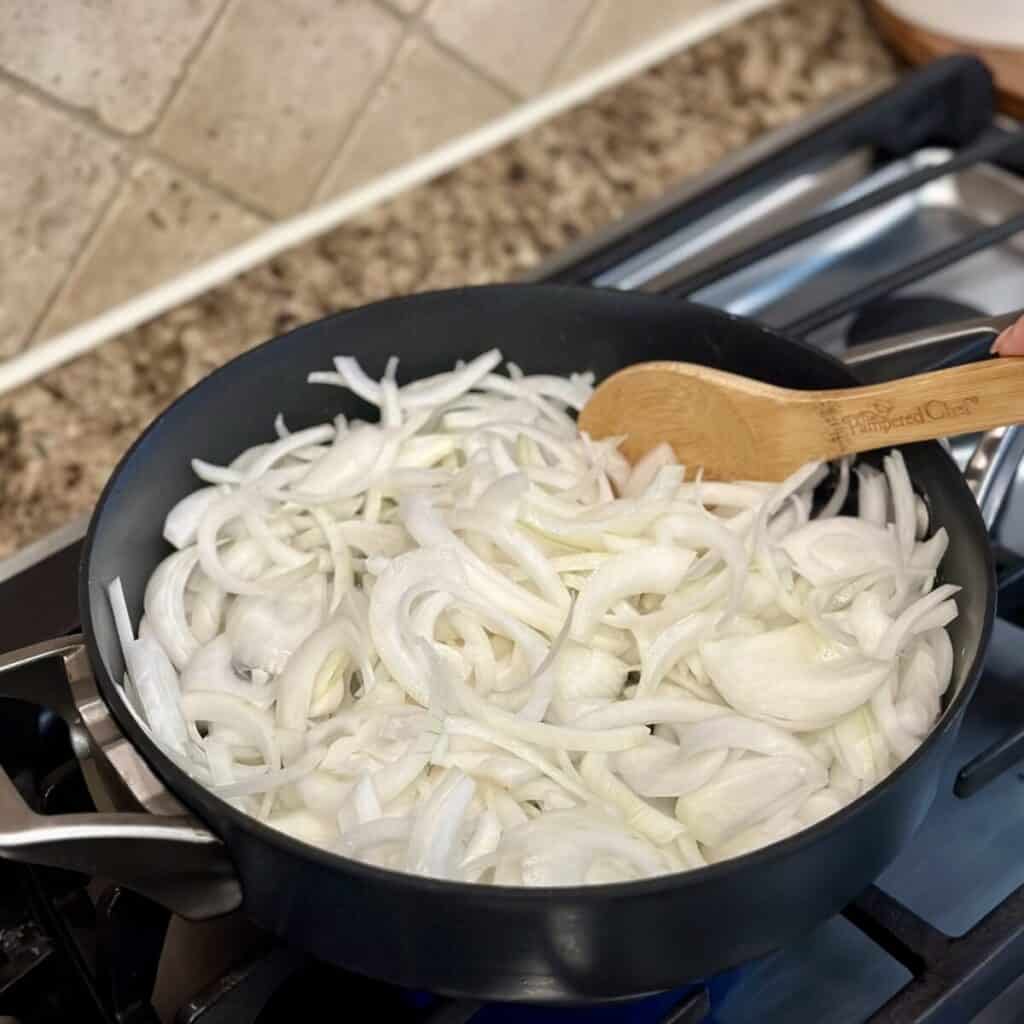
[579,342,1024,482]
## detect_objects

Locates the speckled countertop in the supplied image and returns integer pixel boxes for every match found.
[0,0,896,558]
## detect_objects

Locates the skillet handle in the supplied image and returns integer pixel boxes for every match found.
[0,635,241,920]
[843,308,1022,370]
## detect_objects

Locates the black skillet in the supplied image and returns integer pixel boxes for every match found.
[0,285,995,1002]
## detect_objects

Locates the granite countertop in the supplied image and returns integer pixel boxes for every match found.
[0,0,895,558]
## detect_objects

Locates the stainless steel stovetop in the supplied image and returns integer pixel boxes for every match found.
[1,56,1024,1024]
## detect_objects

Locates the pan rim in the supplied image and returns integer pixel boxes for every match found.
[79,281,996,902]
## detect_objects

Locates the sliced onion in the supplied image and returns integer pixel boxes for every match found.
[112,347,959,887]
[143,547,201,669]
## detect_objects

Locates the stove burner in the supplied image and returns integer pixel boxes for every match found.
[845,295,983,346]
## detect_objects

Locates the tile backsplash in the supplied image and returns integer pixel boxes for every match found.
[0,0,736,360]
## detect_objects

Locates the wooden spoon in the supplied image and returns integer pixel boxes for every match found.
[578,313,1024,481]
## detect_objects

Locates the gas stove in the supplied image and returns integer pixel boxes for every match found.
[2,56,1024,1024]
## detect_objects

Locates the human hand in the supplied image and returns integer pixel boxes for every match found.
[992,316,1024,356]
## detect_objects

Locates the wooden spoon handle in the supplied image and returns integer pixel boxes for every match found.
[807,357,1024,456]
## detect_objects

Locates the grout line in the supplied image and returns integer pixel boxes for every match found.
[0,65,128,137]
[0,0,779,397]
[0,0,229,144]
[540,0,602,92]
[141,0,235,140]
[374,0,425,24]
[0,68,129,351]
[20,150,130,349]
[25,144,272,349]
[311,17,525,208]
[146,149,273,221]
[306,3,412,207]
[414,18,525,104]
[0,65,273,218]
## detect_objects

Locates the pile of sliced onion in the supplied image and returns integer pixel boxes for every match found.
[108,348,957,885]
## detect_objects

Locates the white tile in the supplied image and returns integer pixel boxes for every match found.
[0,0,225,134]
[154,0,404,216]
[0,82,123,357]
[319,34,511,197]
[423,0,593,96]
[555,0,723,83]
[36,159,267,340]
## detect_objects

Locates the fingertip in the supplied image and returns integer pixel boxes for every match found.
[991,324,1021,356]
